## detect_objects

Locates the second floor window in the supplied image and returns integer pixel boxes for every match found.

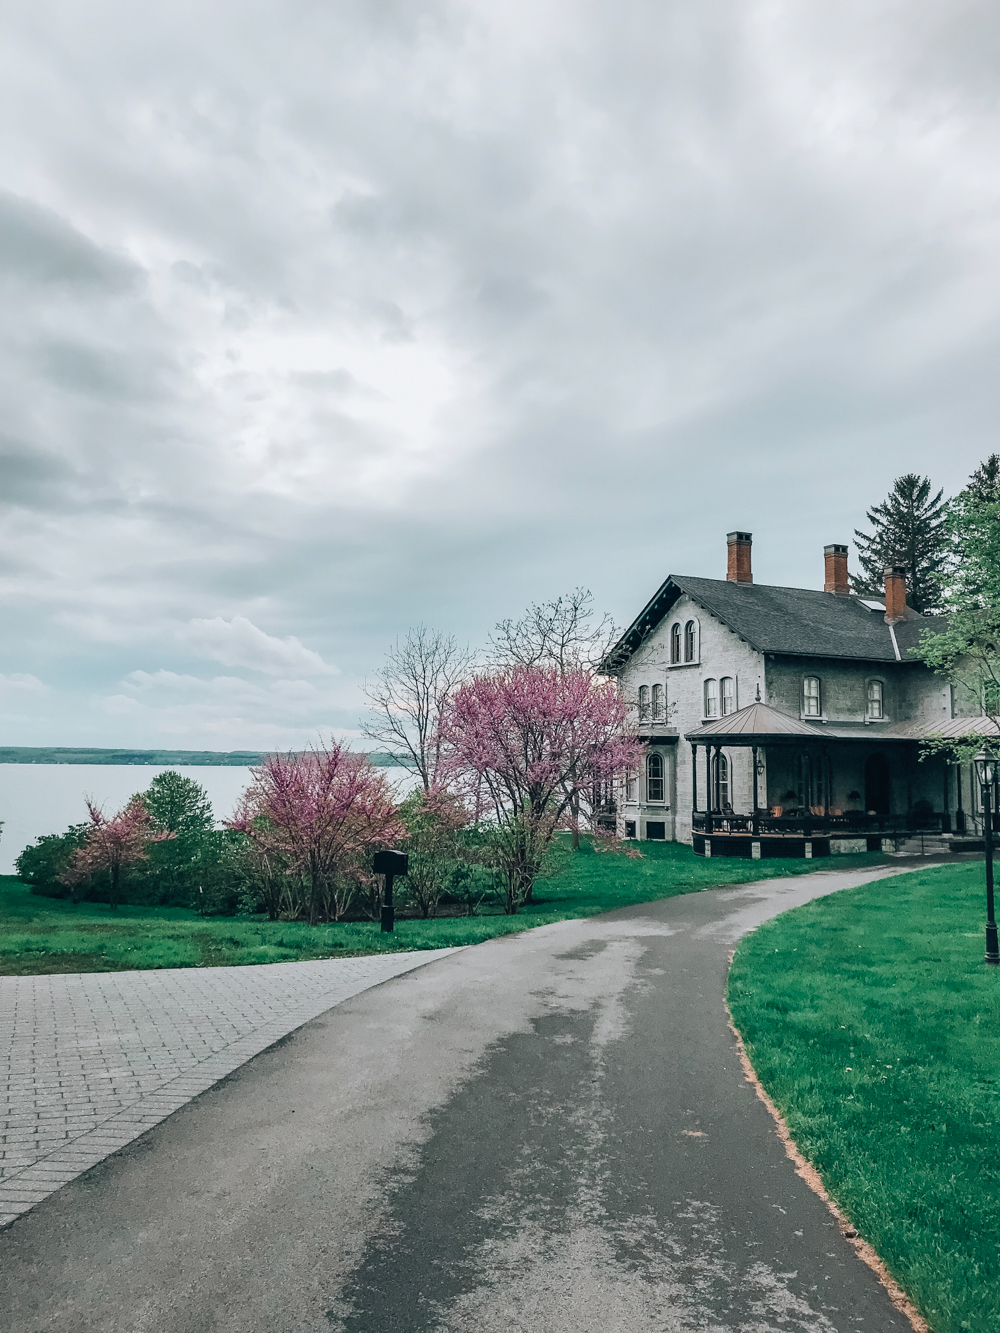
[867,679,884,720]
[704,678,719,718]
[803,677,821,716]
[670,623,681,663]
[638,685,650,719]
[721,677,735,716]
[647,752,664,802]
[684,620,697,662]
[652,683,664,720]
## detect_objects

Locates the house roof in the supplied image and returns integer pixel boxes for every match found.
[601,574,946,671]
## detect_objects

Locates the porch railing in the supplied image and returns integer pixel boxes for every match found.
[691,811,947,837]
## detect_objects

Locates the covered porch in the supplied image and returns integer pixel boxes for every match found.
[685,700,959,858]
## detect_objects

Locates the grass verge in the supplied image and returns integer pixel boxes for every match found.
[728,861,1000,1333]
[0,840,888,975]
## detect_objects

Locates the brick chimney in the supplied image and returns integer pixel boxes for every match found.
[727,531,753,584]
[884,565,910,624]
[824,543,849,596]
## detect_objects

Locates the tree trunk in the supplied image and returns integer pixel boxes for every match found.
[110,862,119,910]
[570,793,581,849]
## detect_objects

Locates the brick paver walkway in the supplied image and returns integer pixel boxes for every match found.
[0,950,458,1228]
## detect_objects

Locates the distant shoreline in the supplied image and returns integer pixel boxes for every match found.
[0,748,411,768]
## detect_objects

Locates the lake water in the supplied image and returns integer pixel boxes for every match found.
[0,764,419,875]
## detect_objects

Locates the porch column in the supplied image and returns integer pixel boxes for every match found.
[942,761,951,833]
[705,745,714,835]
[823,745,831,819]
[751,746,760,839]
[956,762,966,833]
[691,743,698,822]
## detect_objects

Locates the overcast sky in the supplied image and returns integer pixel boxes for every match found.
[1,0,998,750]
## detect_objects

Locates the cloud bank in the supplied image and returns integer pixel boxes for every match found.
[0,0,998,746]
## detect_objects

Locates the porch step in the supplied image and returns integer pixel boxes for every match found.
[888,835,953,857]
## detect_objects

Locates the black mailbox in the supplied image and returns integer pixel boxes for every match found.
[373,849,409,877]
[373,850,408,932]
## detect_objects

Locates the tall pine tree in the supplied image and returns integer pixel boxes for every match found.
[852,473,950,613]
[966,453,1000,507]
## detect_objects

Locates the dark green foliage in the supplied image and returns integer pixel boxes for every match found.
[966,453,1000,508]
[853,473,950,612]
[3,842,888,975]
[913,457,1000,752]
[729,864,1000,1333]
[16,825,90,896]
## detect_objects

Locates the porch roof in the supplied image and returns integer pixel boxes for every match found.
[686,700,914,746]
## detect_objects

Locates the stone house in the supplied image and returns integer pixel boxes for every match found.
[600,532,998,857]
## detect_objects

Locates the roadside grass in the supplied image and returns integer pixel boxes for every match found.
[728,862,1000,1333]
[0,840,889,975]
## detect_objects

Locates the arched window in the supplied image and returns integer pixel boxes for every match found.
[638,685,650,719]
[647,752,664,802]
[670,623,681,664]
[684,620,697,662]
[867,679,884,720]
[802,677,821,717]
[721,677,736,716]
[652,683,664,720]
[712,752,729,810]
[704,679,719,718]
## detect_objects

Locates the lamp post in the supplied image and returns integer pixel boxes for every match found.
[974,750,999,966]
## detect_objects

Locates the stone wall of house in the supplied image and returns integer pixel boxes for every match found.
[617,593,764,843]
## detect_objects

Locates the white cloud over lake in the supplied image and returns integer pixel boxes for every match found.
[1,0,998,746]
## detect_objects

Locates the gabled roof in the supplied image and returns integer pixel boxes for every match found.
[692,701,816,739]
[601,574,945,671]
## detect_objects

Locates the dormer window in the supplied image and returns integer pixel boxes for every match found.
[721,677,736,716]
[684,620,697,662]
[638,685,650,720]
[867,679,884,720]
[670,623,681,664]
[652,683,664,720]
[704,678,719,718]
[803,677,821,717]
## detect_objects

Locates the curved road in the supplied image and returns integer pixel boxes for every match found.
[1,865,914,1332]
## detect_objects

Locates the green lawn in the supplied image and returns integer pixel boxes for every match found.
[728,862,1000,1333]
[0,840,887,975]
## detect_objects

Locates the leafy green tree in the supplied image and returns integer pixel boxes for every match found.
[913,460,1000,758]
[133,771,223,908]
[397,788,469,918]
[16,825,90,898]
[853,473,951,613]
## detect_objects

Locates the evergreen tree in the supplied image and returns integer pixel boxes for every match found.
[965,453,1000,507]
[852,473,950,613]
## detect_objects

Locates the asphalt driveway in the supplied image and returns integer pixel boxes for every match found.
[0,864,915,1332]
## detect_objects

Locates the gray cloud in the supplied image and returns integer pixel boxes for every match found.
[0,0,998,746]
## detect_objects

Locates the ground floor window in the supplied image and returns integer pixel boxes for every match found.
[647,752,665,802]
[712,751,729,810]
[645,821,665,840]
[624,820,636,839]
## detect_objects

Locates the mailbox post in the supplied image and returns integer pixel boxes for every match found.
[373,849,409,933]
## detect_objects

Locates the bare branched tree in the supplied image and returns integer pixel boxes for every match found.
[362,626,476,790]
[488,588,617,675]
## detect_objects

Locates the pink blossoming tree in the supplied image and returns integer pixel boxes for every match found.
[439,665,642,913]
[64,797,174,909]
[227,742,404,924]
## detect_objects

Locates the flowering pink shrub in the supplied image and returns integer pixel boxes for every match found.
[63,797,174,909]
[227,742,404,923]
